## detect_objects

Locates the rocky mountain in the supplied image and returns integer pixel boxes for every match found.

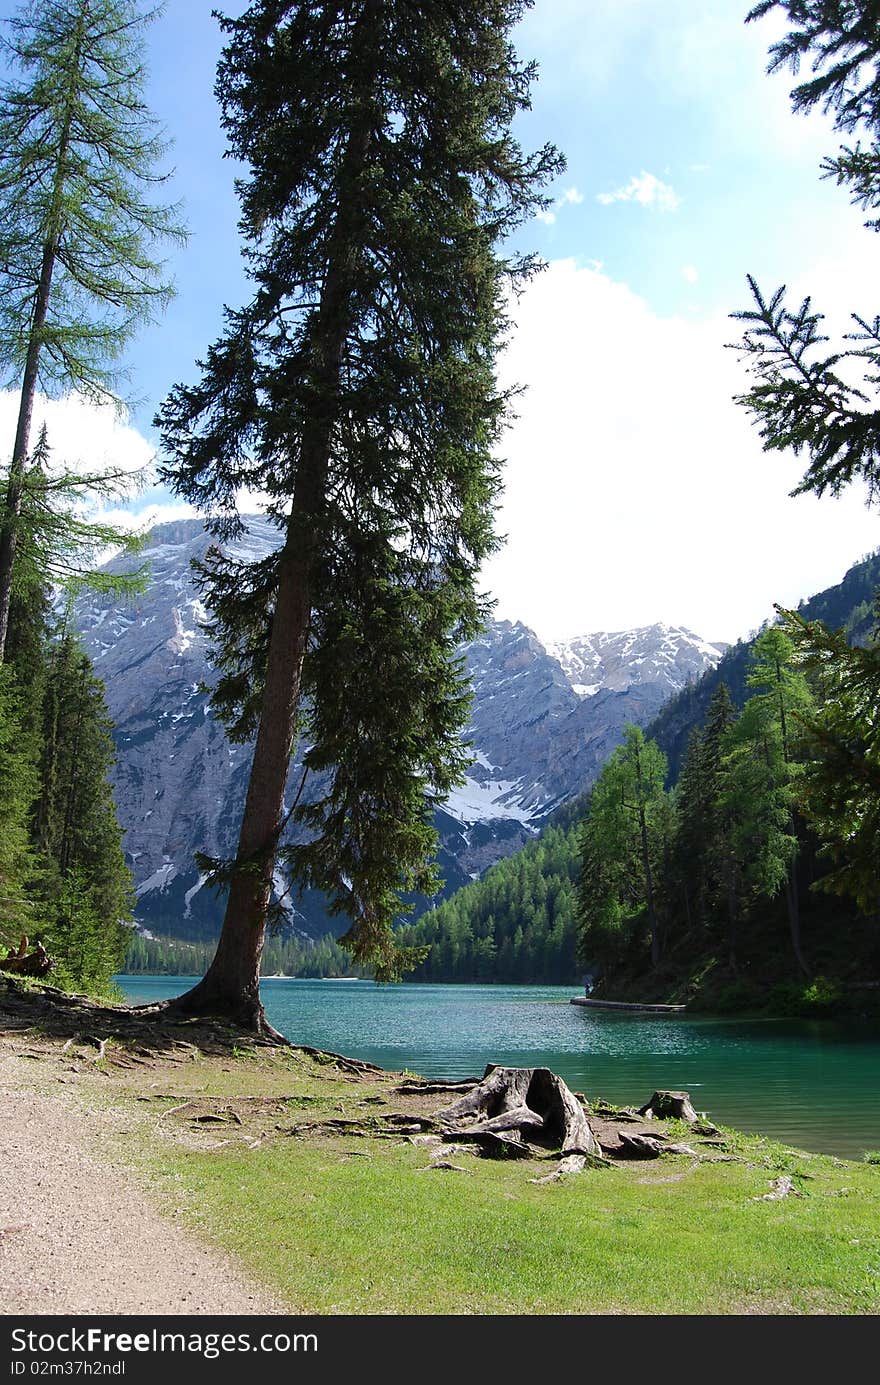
[73,519,724,940]
[548,627,728,698]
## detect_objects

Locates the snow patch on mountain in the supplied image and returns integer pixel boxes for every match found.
[548,623,726,698]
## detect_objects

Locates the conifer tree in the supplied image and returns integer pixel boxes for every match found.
[732,2,880,504]
[780,599,880,913]
[156,0,561,1031]
[721,626,813,972]
[37,630,132,988]
[14,425,147,606]
[577,725,671,971]
[0,664,41,944]
[0,0,183,660]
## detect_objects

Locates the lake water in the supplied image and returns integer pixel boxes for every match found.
[116,976,880,1159]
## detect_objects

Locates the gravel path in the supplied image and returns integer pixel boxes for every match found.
[0,1050,285,1315]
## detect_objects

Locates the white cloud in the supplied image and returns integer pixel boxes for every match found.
[90,501,199,534]
[681,264,699,284]
[482,258,879,645]
[0,389,155,494]
[597,171,681,212]
[536,185,584,226]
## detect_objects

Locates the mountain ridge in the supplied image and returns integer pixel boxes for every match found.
[73,517,724,940]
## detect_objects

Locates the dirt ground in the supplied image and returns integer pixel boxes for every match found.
[0,1040,289,1315]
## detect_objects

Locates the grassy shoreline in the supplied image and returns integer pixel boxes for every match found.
[2,991,879,1316]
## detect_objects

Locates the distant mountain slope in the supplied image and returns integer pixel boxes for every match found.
[397,549,880,983]
[74,518,723,940]
[647,548,880,781]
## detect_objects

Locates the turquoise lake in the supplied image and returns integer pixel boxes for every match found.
[117,975,880,1160]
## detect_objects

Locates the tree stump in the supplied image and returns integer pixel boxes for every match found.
[637,1090,699,1124]
[2,940,52,978]
[438,1065,600,1169]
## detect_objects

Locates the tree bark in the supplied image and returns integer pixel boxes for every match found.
[637,1090,699,1123]
[785,857,809,977]
[438,1065,600,1164]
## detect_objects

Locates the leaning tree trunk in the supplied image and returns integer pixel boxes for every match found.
[167,22,380,1036]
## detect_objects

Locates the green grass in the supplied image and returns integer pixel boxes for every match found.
[153,1127,880,1314]
[14,1027,874,1316]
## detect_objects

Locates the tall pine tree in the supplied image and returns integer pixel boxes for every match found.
[0,0,183,659]
[577,725,671,972]
[37,631,132,993]
[156,0,562,1030]
[780,599,880,914]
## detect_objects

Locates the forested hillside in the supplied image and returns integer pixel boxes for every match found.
[0,596,133,994]
[648,549,880,781]
[391,551,880,1000]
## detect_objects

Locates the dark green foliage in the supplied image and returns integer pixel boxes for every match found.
[781,600,880,913]
[648,549,880,779]
[0,612,132,996]
[396,824,580,983]
[0,663,42,941]
[747,1,880,221]
[48,867,125,994]
[734,3,880,502]
[124,928,359,980]
[36,631,133,942]
[669,684,739,947]
[157,0,562,992]
[388,554,880,1008]
[731,276,880,503]
[577,725,671,971]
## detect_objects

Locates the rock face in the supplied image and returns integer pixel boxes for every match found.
[74,519,724,940]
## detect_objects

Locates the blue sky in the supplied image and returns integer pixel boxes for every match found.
[1,0,878,643]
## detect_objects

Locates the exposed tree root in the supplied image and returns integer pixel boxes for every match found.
[2,983,731,1189]
[436,1065,601,1177]
[0,978,372,1074]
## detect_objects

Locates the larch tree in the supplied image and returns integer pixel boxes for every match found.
[721,626,814,974]
[577,725,671,972]
[0,0,183,660]
[155,0,562,1032]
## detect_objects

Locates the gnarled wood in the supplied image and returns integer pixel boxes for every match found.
[637,1090,699,1124]
[2,941,51,978]
[438,1065,600,1169]
[617,1132,666,1159]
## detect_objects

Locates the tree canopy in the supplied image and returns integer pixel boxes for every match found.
[0,0,183,659]
[156,0,561,1029]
